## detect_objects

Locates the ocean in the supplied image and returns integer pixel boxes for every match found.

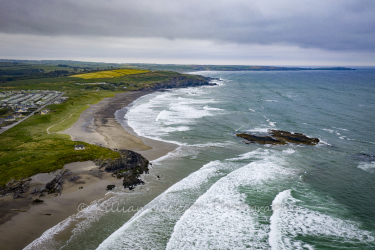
[27,69,375,249]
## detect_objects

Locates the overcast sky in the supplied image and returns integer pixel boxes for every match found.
[1,0,374,66]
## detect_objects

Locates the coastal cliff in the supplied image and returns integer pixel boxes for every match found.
[138,75,215,91]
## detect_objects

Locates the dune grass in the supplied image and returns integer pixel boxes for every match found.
[71,69,150,79]
[0,90,121,186]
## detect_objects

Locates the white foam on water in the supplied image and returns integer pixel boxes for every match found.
[161,125,190,133]
[166,160,237,192]
[203,105,224,111]
[25,193,115,250]
[249,108,256,112]
[97,159,241,250]
[152,141,235,166]
[126,87,223,144]
[24,215,74,250]
[246,127,271,134]
[155,103,212,125]
[282,148,296,154]
[323,128,352,141]
[358,161,375,173]
[166,150,293,249]
[209,79,226,87]
[269,190,374,249]
[264,115,277,127]
[177,87,207,96]
[317,140,332,147]
[323,128,334,133]
[333,127,349,131]
[151,145,188,165]
[126,93,172,142]
[264,99,279,102]
[190,141,236,148]
[229,148,272,161]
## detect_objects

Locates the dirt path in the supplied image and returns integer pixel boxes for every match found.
[46,112,75,134]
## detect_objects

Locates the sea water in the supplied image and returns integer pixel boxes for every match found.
[27,69,375,249]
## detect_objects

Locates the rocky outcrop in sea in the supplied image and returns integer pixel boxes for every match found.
[237,129,320,145]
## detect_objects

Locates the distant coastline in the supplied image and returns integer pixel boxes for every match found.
[0,59,356,77]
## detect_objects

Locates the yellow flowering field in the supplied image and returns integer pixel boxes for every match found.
[72,69,150,79]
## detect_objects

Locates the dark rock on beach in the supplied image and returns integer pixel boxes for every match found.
[39,169,72,196]
[30,188,39,195]
[237,129,319,145]
[1,149,150,198]
[69,176,81,182]
[0,178,31,199]
[95,149,149,173]
[32,198,44,204]
[95,149,149,190]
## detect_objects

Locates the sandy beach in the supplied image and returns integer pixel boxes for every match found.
[0,90,177,250]
[64,91,151,151]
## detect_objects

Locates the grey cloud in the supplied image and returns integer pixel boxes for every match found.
[0,0,375,51]
[1,33,373,66]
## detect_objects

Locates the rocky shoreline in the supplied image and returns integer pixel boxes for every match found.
[139,75,216,91]
[0,148,151,203]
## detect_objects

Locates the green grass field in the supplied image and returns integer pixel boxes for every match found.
[0,90,122,185]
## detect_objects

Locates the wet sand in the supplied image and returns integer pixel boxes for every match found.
[0,90,177,250]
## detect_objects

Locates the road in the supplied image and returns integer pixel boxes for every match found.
[0,92,65,135]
